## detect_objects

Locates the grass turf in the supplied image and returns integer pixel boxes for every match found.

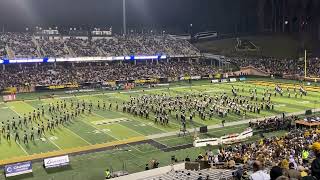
[0,78,319,179]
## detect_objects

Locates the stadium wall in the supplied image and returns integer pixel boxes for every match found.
[111,163,185,180]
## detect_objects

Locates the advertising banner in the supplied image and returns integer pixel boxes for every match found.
[1,87,17,94]
[44,155,70,168]
[239,77,247,81]
[134,79,158,84]
[229,78,237,82]
[221,79,228,83]
[3,94,16,102]
[35,84,80,91]
[5,161,32,177]
[190,76,201,80]
[179,76,191,81]
[211,79,219,83]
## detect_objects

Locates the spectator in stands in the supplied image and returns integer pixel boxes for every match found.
[298,166,308,178]
[311,142,320,179]
[249,161,270,180]
[270,166,283,180]
[287,162,301,179]
[302,147,310,165]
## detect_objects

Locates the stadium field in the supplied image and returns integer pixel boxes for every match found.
[1,125,288,180]
[0,78,319,167]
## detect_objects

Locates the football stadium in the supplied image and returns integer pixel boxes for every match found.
[0,0,320,180]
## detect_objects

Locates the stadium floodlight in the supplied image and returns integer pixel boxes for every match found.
[123,0,127,35]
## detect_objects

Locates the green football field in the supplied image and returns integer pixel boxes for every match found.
[0,78,319,179]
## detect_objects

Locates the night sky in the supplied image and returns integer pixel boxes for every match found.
[0,0,318,34]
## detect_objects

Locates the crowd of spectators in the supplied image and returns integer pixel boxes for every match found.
[249,116,297,132]
[0,34,6,57]
[65,38,100,57]
[0,32,39,58]
[191,115,320,180]
[37,39,70,57]
[0,32,200,58]
[0,60,216,89]
[231,57,320,78]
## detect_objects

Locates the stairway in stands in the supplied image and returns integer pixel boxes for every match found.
[5,45,15,59]
[32,36,43,57]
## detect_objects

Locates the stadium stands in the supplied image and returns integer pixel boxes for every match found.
[138,125,320,180]
[4,32,40,58]
[0,32,201,58]
[229,57,320,78]
[141,168,235,180]
[0,60,216,90]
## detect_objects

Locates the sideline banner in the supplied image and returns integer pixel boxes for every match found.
[190,76,201,80]
[221,79,228,83]
[179,76,191,80]
[239,77,247,81]
[3,94,16,102]
[44,155,70,168]
[5,161,32,177]
[230,78,237,82]
[35,84,79,91]
[211,79,219,83]
[134,79,158,84]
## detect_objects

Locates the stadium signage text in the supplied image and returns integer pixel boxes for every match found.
[3,94,16,102]
[48,84,79,90]
[4,161,32,177]
[134,79,159,84]
[229,78,237,82]
[0,55,167,64]
[44,155,70,168]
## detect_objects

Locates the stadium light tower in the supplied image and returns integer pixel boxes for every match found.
[123,0,127,36]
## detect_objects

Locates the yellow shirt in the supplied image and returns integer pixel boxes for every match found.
[300,171,308,177]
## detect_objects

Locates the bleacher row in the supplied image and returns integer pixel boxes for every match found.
[140,168,235,180]
[0,33,200,58]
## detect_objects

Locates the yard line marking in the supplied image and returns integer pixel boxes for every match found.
[16,142,29,155]
[7,105,22,117]
[78,115,143,153]
[78,117,120,140]
[16,102,67,151]
[63,126,92,145]
[46,137,62,150]
[91,106,169,133]
[92,112,145,137]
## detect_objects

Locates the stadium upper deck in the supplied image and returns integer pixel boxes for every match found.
[0,32,200,59]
